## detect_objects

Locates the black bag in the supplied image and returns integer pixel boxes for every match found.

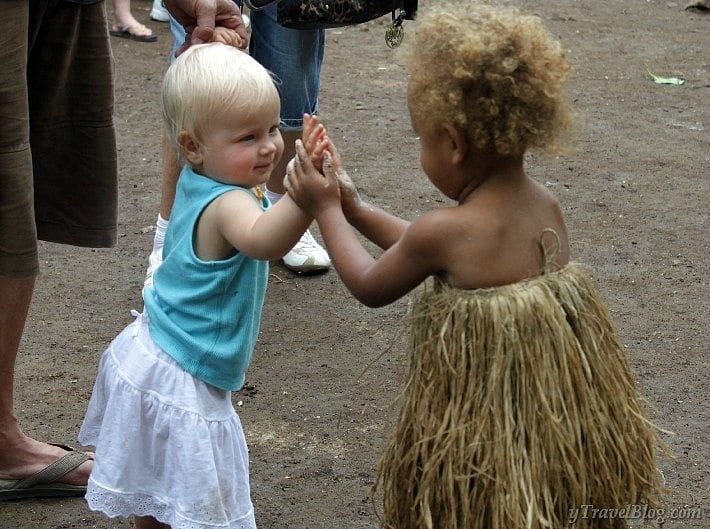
[276,0,417,28]
[244,0,418,47]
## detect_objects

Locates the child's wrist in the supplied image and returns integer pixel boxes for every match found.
[343,198,363,220]
[315,202,344,222]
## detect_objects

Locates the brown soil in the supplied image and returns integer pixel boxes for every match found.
[2,1,708,527]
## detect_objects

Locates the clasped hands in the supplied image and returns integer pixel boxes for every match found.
[165,0,250,54]
[284,114,362,221]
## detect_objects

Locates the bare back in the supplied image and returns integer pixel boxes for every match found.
[434,177,570,290]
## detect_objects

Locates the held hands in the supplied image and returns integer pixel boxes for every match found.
[212,27,248,49]
[299,114,363,219]
[165,0,249,55]
[285,141,341,220]
[302,113,330,172]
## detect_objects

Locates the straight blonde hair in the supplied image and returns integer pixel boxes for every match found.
[162,43,280,149]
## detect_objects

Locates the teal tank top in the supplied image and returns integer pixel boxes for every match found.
[144,166,269,390]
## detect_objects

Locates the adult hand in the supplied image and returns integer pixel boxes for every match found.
[164,0,248,55]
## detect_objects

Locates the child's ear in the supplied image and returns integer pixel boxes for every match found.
[443,124,468,165]
[177,131,202,166]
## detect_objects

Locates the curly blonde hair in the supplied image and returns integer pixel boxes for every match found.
[407,1,573,156]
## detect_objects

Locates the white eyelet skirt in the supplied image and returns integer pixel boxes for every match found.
[79,311,257,529]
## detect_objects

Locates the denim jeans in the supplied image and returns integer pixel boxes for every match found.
[169,2,325,131]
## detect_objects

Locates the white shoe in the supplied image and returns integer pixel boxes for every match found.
[150,0,170,22]
[144,247,164,288]
[282,230,331,273]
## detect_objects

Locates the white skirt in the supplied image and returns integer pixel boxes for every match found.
[79,312,257,529]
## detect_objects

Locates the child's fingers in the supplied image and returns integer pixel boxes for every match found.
[294,140,310,169]
[304,124,325,152]
[311,138,329,160]
[284,158,297,189]
[302,114,319,143]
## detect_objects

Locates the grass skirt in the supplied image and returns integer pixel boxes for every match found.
[375,263,666,529]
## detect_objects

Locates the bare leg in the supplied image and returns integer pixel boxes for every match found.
[0,274,91,484]
[112,0,154,37]
[266,129,300,195]
[134,515,170,529]
[160,134,180,220]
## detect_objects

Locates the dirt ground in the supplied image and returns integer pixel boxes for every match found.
[1,0,708,528]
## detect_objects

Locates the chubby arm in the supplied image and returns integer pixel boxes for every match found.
[201,190,311,261]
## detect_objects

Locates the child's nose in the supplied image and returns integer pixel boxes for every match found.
[260,140,277,156]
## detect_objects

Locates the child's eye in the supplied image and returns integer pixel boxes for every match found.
[268,126,280,136]
[239,134,255,142]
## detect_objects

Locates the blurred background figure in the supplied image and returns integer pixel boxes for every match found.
[151,0,170,22]
[110,0,158,42]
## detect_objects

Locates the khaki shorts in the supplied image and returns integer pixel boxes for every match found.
[0,0,117,277]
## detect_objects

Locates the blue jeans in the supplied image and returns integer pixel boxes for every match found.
[169,3,325,131]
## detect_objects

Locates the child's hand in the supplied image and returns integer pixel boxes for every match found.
[300,114,361,218]
[328,153,362,221]
[302,113,330,172]
[212,27,248,49]
[285,139,341,219]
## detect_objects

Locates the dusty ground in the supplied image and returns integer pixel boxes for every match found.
[1,0,708,528]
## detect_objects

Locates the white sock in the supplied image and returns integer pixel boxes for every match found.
[265,188,283,205]
[152,214,169,253]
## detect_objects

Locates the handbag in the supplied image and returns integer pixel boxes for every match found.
[244,0,418,47]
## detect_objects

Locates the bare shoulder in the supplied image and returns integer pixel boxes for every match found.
[403,204,498,268]
[404,206,474,248]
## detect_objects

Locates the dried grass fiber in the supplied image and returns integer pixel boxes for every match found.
[374,262,666,529]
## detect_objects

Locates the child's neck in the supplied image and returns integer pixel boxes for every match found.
[459,153,525,203]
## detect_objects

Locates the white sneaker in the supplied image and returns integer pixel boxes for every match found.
[144,247,164,288]
[150,0,170,22]
[282,230,331,273]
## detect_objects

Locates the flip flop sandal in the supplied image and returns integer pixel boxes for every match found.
[0,444,93,501]
[110,24,158,43]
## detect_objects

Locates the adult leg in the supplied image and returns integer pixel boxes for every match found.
[143,134,177,288]
[111,0,156,40]
[0,275,91,486]
[250,4,330,272]
[0,0,93,487]
[159,135,180,220]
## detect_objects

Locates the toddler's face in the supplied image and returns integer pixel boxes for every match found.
[194,99,284,188]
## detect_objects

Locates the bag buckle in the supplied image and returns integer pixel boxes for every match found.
[385,9,406,48]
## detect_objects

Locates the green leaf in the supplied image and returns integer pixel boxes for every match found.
[646,68,685,86]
